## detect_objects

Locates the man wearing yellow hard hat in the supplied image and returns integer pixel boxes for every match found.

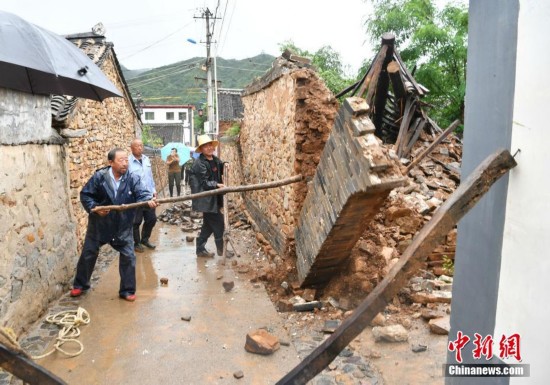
[188,134,229,258]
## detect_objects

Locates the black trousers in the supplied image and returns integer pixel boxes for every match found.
[133,207,157,244]
[168,172,182,196]
[73,235,136,296]
[196,211,225,254]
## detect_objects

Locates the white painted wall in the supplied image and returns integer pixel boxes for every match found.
[494,1,550,383]
[141,106,192,126]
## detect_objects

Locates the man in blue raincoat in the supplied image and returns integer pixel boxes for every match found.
[70,148,158,302]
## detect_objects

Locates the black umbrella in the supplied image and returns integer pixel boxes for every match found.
[0,11,122,101]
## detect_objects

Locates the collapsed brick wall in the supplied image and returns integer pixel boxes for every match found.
[323,133,462,305]
[240,59,337,255]
[295,98,405,286]
[62,52,140,249]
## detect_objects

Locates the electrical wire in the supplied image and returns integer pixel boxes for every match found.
[216,65,269,73]
[120,20,194,60]
[127,58,204,82]
[128,66,200,88]
[217,0,236,55]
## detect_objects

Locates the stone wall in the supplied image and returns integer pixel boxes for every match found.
[61,52,140,248]
[240,59,337,255]
[0,89,77,334]
[219,136,245,209]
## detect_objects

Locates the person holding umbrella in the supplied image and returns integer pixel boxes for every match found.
[189,135,231,258]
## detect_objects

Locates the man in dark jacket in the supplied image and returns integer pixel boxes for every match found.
[189,134,227,258]
[70,148,158,301]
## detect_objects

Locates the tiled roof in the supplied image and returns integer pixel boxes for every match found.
[51,30,136,126]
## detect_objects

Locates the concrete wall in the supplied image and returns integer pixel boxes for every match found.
[0,89,77,334]
[63,52,140,247]
[493,1,550,384]
[240,61,337,255]
[0,89,53,144]
[448,1,520,384]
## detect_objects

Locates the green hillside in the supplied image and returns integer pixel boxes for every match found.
[122,54,275,106]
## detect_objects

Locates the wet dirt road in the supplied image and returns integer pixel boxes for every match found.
[39,224,300,385]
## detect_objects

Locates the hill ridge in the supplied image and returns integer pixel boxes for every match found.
[122,53,276,105]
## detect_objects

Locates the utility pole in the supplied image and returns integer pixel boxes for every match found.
[194,8,220,138]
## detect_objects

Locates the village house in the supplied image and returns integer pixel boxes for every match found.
[140,104,195,146]
[0,23,141,333]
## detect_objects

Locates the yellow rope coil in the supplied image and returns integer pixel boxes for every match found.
[32,307,90,360]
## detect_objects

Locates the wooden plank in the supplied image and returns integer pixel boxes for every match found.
[402,118,427,158]
[405,120,460,173]
[394,50,425,96]
[394,96,416,157]
[387,60,406,100]
[359,45,388,101]
[276,149,517,385]
[0,344,67,385]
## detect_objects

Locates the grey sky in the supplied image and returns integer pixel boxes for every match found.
[1,0,372,75]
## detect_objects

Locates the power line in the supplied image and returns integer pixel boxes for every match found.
[217,0,236,56]
[120,20,194,60]
[127,59,204,82]
[216,65,268,73]
[128,66,200,88]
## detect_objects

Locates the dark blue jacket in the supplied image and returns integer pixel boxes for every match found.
[189,154,224,213]
[80,167,152,245]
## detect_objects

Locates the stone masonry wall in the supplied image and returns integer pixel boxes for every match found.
[0,146,77,334]
[219,136,245,209]
[295,98,405,286]
[62,52,140,248]
[0,89,77,334]
[240,60,337,255]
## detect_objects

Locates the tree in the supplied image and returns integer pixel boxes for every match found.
[278,41,355,97]
[141,124,163,148]
[364,0,468,129]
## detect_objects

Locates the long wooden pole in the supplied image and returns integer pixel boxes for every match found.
[0,344,66,385]
[91,175,303,213]
[405,119,460,173]
[276,149,517,385]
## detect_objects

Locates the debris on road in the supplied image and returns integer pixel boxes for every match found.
[222,281,235,292]
[233,370,244,379]
[245,329,280,355]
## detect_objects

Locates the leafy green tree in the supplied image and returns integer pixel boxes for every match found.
[279,41,355,97]
[364,0,468,129]
[141,124,163,148]
[193,104,207,135]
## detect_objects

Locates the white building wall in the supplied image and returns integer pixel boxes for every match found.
[494,1,550,383]
[142,107,192,126]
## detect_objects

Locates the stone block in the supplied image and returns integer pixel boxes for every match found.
[245,329,280,355]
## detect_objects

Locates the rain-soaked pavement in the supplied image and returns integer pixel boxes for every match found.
[12,223,300,385]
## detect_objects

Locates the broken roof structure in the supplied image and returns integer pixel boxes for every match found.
[339,33,449,159]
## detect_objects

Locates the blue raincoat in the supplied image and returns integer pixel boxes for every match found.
[80,166,152,244]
